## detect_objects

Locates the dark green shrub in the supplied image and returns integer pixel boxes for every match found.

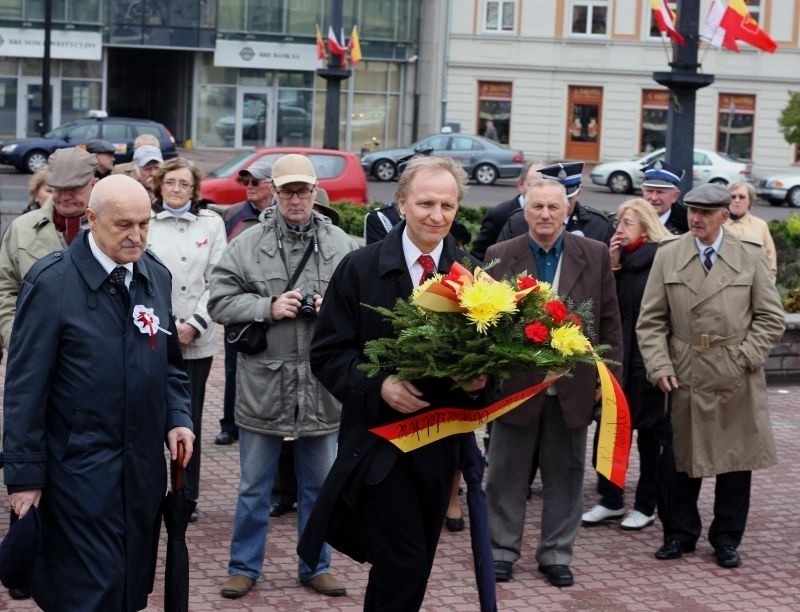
[769,215,800,312]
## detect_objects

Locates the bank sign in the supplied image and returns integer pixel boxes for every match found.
[214,39,318,71]
[0,28,102,61]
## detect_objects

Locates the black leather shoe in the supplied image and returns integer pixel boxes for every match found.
[8,587,31,600]
[538,564,573,587]
[444,516,464,532]
[214,430,239,445]
[494,560,512,582]
[714,545,741,568]
[269,502,295,518]
[655,538,696,560]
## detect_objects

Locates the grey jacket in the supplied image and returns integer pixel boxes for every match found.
[207,209,357,437]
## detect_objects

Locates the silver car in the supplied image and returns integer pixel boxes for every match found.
[589,148,752,194]
[360,133,525,185]
[756,173,800,207]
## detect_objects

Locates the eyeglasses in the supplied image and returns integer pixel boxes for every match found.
[618,219,641,228]
[163,179,194,190]
[276,188,314,201]
[238,177,262,187]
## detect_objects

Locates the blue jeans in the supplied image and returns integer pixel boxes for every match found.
[228,429,336,580]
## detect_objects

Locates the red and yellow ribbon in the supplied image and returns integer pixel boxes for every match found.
[369,361,631,488]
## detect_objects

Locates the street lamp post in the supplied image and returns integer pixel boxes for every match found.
[317,0,351,150]
[41,0,52,135]
[653,0,714,194]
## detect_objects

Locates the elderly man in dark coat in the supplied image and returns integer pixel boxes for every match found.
[300,156,489,611]
[2,174,194,611]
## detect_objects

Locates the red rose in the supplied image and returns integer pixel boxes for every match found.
[525,322,549,343]
[517,275,538,291]
[564,313,582,328]
[545,300,568,325]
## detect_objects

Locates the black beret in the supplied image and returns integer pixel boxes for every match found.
[0,507,41,591]
[86,139,117,154]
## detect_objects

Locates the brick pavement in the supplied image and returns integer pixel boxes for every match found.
[1,348,799,611]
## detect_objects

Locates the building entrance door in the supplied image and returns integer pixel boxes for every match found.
[565,86,602,161]
[18,78,56,138]
[236,89,270,148]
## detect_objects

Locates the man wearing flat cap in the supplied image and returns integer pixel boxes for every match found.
[86,139,117,179]
[637,183,785,569]
[208,153,356,600]
[641,160,689,235]
[0,146,97,347]
[498,161,614,244]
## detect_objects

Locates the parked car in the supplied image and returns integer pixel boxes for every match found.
[0,113,176,173]
[756,174,800,207]
[360,133,525,185]
[200,147,368,205]
[589,148,752,194]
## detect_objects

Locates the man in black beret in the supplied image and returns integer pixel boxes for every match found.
[86,139,117,179]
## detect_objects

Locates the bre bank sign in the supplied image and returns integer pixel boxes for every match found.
[214,39,318,71]
[0,28,102,61]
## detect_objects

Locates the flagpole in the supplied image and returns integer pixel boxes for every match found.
[318,0,352,150]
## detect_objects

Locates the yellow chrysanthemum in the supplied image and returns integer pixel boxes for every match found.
[411,275,442,303]
[458,277,518,333]
[536,281,557,301]
[550,324,591,356]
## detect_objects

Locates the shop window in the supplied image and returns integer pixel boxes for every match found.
[477,81,512,145]
[640,89,669,152]
[0,78,18,140]
[717,94,755,160]
[483,0,516,33]
[60,81,101,124]
[570,1,608,36]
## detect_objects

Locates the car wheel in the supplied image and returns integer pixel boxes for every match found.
[787,187,800,208]
[474,163,498,185]
[608,171,632,194]
[372,159,396,181]
[24,150,49,174]
[709,178,728,185]
[767,198,783,207]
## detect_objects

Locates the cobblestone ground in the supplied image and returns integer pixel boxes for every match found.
[1,343,799,611]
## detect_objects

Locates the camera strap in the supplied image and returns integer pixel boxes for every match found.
[281,237,316,293]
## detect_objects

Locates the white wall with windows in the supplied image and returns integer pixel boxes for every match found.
[440,0,800,175]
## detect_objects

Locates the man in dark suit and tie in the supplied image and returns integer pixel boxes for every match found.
[485,179,622,587]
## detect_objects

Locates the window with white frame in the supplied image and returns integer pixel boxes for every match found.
[570,0,608,36]
[484,0,515,33]
[745,0,761,23]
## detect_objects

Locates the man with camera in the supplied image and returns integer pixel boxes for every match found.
[208,153,357,600]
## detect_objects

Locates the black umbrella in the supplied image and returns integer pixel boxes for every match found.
[163,441,196,612]
[656,392,676,541]
[459,434,498,612]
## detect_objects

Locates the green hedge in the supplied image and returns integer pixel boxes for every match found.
[330,201,490,246]
[770,215,800,312]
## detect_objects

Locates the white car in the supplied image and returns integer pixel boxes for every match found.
[756,174,800,207]
[589,148,752,194]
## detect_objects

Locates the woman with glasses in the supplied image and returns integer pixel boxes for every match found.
[725,181,777,282]
[147,157,227,521]
[582,198,669,531]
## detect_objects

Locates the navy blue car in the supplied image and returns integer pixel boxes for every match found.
[0,115,177,173]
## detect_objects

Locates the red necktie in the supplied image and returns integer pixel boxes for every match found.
[418,254,435,285]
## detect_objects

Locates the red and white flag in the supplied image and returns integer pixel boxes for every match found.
[701,0,777,53]
[327,25,348,67]
[651,0,685,46]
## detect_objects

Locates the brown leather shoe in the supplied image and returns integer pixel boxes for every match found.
[301,573,347,597]
[221,574,255,599]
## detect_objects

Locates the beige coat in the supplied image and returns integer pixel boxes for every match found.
[724,212,777,281]
[636,231,785,478]
[0,199,67,345]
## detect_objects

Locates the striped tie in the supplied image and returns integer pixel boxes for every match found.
[703,247,714,272]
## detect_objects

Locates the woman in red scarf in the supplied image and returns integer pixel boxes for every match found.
[582,198,669,531]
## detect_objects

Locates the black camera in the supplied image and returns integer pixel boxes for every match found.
[299,294,316,318]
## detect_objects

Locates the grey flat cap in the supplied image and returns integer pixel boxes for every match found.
[683,183,731,209]
[46,147,98,189]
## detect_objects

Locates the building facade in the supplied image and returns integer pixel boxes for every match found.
[0,0,421,152]
[440,0,800,175]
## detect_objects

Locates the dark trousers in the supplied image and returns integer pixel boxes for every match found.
[219,342,239,435]
[184,356,213,501]
[361,449,455,612]
[668,470,752,550]
[592,423,660,515]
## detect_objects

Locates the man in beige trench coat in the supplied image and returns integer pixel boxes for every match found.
[636,183,785,569]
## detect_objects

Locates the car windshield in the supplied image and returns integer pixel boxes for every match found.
[44,122,79,139]
[715,151,743,162]
[207,151,259,178]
